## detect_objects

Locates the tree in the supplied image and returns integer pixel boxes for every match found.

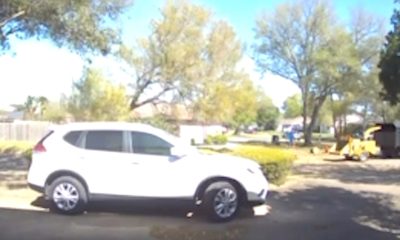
[42,102,68,123]
[229,79,259,131]
[119,0,244,115]
[254,0,359,145]
[192,75,258,130]
[256,95,280,130]
[326,8,384,137]
[11,95,49,120]
[283,94,302,118]
[68,68,130,121]
[379,0,400,105]
[0,0,132,54]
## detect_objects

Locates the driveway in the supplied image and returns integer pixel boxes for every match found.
[0,153,399,240]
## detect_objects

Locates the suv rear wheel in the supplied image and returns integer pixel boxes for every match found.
[203,181,240,222]
[47,176,87,214]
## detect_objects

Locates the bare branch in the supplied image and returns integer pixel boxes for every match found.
[131,87,175,110]
[0,10,25,28]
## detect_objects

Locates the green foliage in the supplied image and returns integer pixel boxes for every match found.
[283,94,302,118]
[0,141,33,160]
[228,79,258,129]
[379,2,400,104]
[232,145,296,185]
[41,102,68,123]
[254,1,383,145]
[205,134,228,145]
[0,0,132,54]
[254,0,340,144]
[120,0,254,126]
[256,95,280,130]
[68,68,130,121]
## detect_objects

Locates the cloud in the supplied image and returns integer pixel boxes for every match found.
[0,40,84,110]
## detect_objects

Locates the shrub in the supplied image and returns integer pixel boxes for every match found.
[232,145,296,185]
[205,134,228,145]
[0,141,34,160]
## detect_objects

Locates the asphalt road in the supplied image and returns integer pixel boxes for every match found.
[0,186,399,240]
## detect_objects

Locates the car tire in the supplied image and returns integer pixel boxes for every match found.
[203,181,240,222]
[48,176,87,214]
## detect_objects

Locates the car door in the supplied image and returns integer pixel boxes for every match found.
[79,130,137,196]
[127,131,186,197]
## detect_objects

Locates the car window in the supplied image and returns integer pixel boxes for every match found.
[85,131,124,152]
[63,131,83,146]
[131,132,172,156]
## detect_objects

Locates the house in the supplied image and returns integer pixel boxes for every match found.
[133,103,226,145]
[277,116,335,134]
[276,117,310,132]
[0,111,24,122]
[179,124,227,145]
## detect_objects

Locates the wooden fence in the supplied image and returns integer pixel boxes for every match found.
[0,121,53,142]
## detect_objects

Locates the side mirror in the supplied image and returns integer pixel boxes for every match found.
[170,146,186,158]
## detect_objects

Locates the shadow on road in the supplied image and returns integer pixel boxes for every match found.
[30,196,256,221]
[294,159,400,185]
[0,185,393,239]
[262,186,400,240]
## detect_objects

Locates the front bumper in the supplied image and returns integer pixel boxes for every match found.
[247,188,268,206]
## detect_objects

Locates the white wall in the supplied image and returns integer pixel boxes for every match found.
[179,125,226,145]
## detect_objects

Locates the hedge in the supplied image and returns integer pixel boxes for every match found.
[0,141,34,160]
[232,145,296,185]
[205,134,228,145]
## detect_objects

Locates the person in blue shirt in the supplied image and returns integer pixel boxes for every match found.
[288,128,295,146]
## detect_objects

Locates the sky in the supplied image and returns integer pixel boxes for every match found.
[0,0,396,111]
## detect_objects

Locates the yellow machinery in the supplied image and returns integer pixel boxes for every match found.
[330,126,382,161]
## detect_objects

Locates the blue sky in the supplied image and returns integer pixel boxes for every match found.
[0,0,395,110]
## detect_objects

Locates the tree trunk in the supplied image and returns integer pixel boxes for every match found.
[302,88,309,144]
[362,102,369,130]
[333,114,340,142]
[305,97,326,146]
[343,110,347,135]
[330,95,340,142]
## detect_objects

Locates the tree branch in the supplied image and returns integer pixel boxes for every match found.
[130,86,174,110]
[0,10,25,28]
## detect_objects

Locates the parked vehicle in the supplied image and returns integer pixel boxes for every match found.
[27,122,268,222]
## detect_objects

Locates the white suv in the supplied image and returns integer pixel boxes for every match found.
[27,122,268,221]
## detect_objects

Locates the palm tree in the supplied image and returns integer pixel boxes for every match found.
[11,96,49,120]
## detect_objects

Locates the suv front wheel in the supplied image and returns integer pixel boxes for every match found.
[203,181,240,222]
[47,176,87,214]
